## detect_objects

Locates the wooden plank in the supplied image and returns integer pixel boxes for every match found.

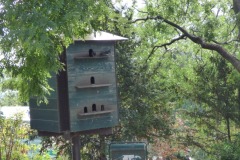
[73,57,114,62]
[48,75,58,90]
[70,104,117,117]
[30,120,61,133]
[69,109,118,130]
[73,72,116,86]
[68,61,116,73]
[70,116,118,132]
[66,42,115,69]
[68,98,118,109]
[30,109,59,121]
[75,84,112,89]
[69,97,118,104]
[29,98,58,109]
[57,47,70,132]
[71,109,118,121]
[68,69,118,93]
[74,55,109,59]
[72,127,113,135]
[67,41,114,54]
[78,110,114,116]
[69,88,117,100]
[45,75,58,98]
[38,128,113,136]
[69,87,116,96]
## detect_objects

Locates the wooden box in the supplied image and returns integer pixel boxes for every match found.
[29,32,127,134]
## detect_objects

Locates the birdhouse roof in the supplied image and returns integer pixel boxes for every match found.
[75,31,128,41]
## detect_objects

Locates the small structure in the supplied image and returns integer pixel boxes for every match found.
[29,31,127,134]
[109,142,147,160]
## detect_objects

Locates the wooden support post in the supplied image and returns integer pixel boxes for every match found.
[72,135,81,160]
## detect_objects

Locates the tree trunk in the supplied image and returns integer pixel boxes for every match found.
[226,116,231,142]
[99,135,107,160]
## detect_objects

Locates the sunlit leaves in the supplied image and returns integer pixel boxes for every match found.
[0,0,113,102]
[115,0,240,157]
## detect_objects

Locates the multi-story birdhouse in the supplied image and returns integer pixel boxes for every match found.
[29,32,127,134]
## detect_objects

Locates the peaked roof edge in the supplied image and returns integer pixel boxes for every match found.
[74,31,128,41]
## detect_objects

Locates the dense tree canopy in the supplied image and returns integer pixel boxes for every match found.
[1,0,240,101]
[1,0,240,159]
[0,0,113,102]
[112,0,240,158]
[130,0,240,71]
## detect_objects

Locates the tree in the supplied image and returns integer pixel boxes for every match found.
[171,54,240,158]
[115,39,174,141]
[0,113,54,160]
[2,0,240,159]
[125,0,240,73]
[110,1,240,158]
[0,0,113,102]
[0,72,23,106]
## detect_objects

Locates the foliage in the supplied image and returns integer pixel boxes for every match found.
[115,41,174,141]
[0,72,24,106]
[40,136,71,159]
[0,0,114,103]
[173,54,240,154]
[212,134,240,160]
[0,90,20,106]
[0,113,56,160]
[2,0,240,159]
[149,138,188,159]
[113,0,240,158]
[40,134,111,160]
[0,113,29,160]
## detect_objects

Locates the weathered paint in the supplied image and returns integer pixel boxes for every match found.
[30,76,61,132]
[67,41,119,132]
[30,120,61,133]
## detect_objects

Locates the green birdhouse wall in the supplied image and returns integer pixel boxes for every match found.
[29,32,127,134]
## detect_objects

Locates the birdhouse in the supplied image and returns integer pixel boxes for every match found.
[29,32,127,134]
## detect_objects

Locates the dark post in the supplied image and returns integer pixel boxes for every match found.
[72,135,81,160]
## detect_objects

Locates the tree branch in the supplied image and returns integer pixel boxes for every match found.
[147,34,186,61]
[132,16,240,73]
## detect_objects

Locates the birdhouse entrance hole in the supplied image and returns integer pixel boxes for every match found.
[90,77,95,84]
[101,105,105,111]
[84,107,88,113]
[92,104,96,111]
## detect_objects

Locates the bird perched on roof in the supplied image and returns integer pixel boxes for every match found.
[89,49,96,57]
[99,49,111,56]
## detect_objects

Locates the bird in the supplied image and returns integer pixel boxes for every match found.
[99,49,111,56]
[89,49,96,57]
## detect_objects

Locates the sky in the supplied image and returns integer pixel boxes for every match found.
[112,0,146,10]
